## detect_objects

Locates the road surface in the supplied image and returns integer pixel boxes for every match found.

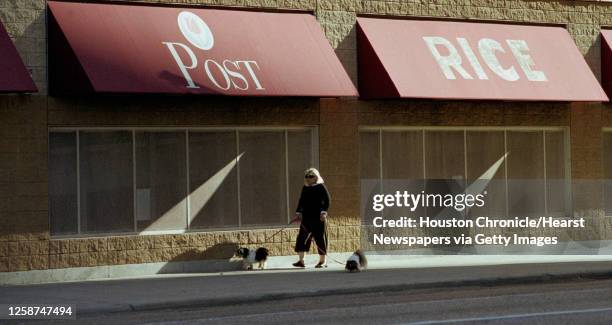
[12,277,612,324]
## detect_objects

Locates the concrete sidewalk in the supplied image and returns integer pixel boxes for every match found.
[2,254,612,315]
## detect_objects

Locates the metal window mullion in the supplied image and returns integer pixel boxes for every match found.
[313,127,319,168]
[504,130,509,217]
[236,130,242,227]
[285,129,290,223]
[378,129,384,220]
[133,130,137,233]
[185,130,191,229]
[379,129,383,193]
[543,130,548,217]
[76,131,81,235]
[422,129,427,180]
[464,129,468,192]
[422,130,427,217]
[565,129,572,217]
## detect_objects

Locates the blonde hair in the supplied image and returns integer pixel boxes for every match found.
[304,167,324,186]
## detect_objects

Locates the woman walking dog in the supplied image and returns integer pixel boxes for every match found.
[292,168,330,268]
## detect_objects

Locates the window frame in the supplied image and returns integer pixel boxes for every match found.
[48,126,319,238]
[359,126,572,218]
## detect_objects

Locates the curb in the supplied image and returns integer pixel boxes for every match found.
[77,269,612,316]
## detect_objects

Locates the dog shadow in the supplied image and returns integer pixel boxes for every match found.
[203,242,241,260]
[158,242,243,274]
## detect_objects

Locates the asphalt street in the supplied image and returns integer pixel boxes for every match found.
[10,277,612,325]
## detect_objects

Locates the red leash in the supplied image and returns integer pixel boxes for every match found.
[263,217,300,243]
[299,222,345,266]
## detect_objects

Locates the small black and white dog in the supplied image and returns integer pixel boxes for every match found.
[345,249,367,272]
[237,247,269,270]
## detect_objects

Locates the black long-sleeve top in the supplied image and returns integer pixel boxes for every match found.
[295,183,331,223]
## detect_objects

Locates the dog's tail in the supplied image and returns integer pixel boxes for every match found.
[355,249,367,269]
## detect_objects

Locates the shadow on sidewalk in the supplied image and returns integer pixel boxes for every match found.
[158,242,242,274]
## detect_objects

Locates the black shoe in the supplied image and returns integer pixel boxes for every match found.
[292,261,305,268]
[315,262,327,268]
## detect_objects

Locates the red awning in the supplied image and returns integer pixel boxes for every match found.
[357,18,608,102]
[47,1,356,97]
[0,20,37,93]
[602,30,612,99]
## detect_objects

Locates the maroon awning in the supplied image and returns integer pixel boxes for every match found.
[357,17,608,102]
[48,1,356,97]
[0,20,37,93]
[602,30,612,99]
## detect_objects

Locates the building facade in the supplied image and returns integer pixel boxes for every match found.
[1,0,612,276]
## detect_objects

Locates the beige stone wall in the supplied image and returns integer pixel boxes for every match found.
[1,0,612,272]
[0,96,48,272]
[0,1,46,272]
[43,220,361,270]
[45,230,297,269]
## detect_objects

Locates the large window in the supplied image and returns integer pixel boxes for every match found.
[360,127,570,218]
[603,131,612,216]
[49,128,318,236]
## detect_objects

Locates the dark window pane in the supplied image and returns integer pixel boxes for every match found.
[239,131,287,226]
[49,132,78,235]
[507,131,545,217]
[80,131,133,233]
[425,131,465,218]
[545,131,567,216]
[189,131,239,229]
[466,131,506,217]
[288,130,314,221]
[360,131,380,180]
[425,131,465,180]
[360,131,382,222]
[382,131,424,217]
[136,132,187,231]
[603,133,612,216]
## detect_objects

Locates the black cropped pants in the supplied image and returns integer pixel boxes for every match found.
[294,221,327,255]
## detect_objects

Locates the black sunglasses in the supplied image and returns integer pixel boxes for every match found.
[305,175,316,179]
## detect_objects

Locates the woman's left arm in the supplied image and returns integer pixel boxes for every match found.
[320,184,331,220]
